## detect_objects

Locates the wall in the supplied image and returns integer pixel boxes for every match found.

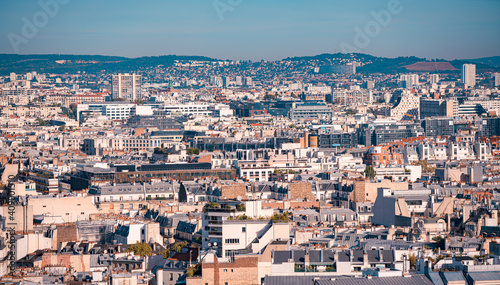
[29,196,99,223]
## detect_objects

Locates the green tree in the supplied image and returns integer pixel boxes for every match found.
[271,212,289,223]
[364,165,376,180]
[129,242,152,257]
[154,147,168,155]
[170,241,188,253]
[59,125,66,132]
[162,248,171,259]
[187,148,200,155]
[432,236,445,250]
[409,253,417,269]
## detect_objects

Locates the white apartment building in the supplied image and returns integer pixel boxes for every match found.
[77,102,135,121]
[474,141,491,161]
[429,74,440,85]
[462,64,476,88]
[447,142,475,160]
[159,103,211,116]
[112,73,142,101]
[400,74,419,88]
[237,161,273,182]
[115,222,162,245]
[389,93,420,121]
[202,200,287,258]
[463,99,500,114]
[417,143,448,160]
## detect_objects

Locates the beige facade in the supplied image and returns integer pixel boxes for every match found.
[29,196,99,223]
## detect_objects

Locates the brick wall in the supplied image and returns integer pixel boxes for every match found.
[56,223,78,244]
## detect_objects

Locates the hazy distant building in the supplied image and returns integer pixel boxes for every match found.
[319,62,356,74]
[364,80,375,89]
[461,64,476,87]
[212,76,223,87]
[494,73,500,87]
[400,74,419,88]
[10,72,16,82]
[244,77,253,86]
[235,76,242,85]
[429,74,440,85]
[112,73,142,101]
[223,76,232,87]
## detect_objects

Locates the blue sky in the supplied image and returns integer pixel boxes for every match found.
[1,0,499,60]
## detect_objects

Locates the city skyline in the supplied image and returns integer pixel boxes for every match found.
[1,0,500,61]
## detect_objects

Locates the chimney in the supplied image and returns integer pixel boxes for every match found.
[379,249,383,262]
[363,250,369,268]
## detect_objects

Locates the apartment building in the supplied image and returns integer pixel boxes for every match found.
[77,102,136,121]
[112,73,142,101]
[202,200,287,258]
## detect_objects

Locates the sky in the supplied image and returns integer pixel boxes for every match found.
[1,0,499,61]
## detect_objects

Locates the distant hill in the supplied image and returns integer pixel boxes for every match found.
[462,56,500,68]
[0,54,217,75]
[404,62,458,71]
[1,53,498,75]
[285,53,500,73]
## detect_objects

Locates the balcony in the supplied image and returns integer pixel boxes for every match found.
[208,231,222,236]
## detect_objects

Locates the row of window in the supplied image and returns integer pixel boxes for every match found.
[225,238,239,244]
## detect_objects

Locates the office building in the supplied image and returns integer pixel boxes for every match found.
[422,117,454,138]
[420,98,458,119]
[69,163,237,190]
[461,64,476,87]
[478,117,500,138]
[112,73,142,101]
[360,121,424,146]
[289,104,335,120]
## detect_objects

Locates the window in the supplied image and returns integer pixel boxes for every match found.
[242,227,246,233]
[225,239,239,244]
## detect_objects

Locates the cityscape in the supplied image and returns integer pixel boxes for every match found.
[1,1,500,285]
